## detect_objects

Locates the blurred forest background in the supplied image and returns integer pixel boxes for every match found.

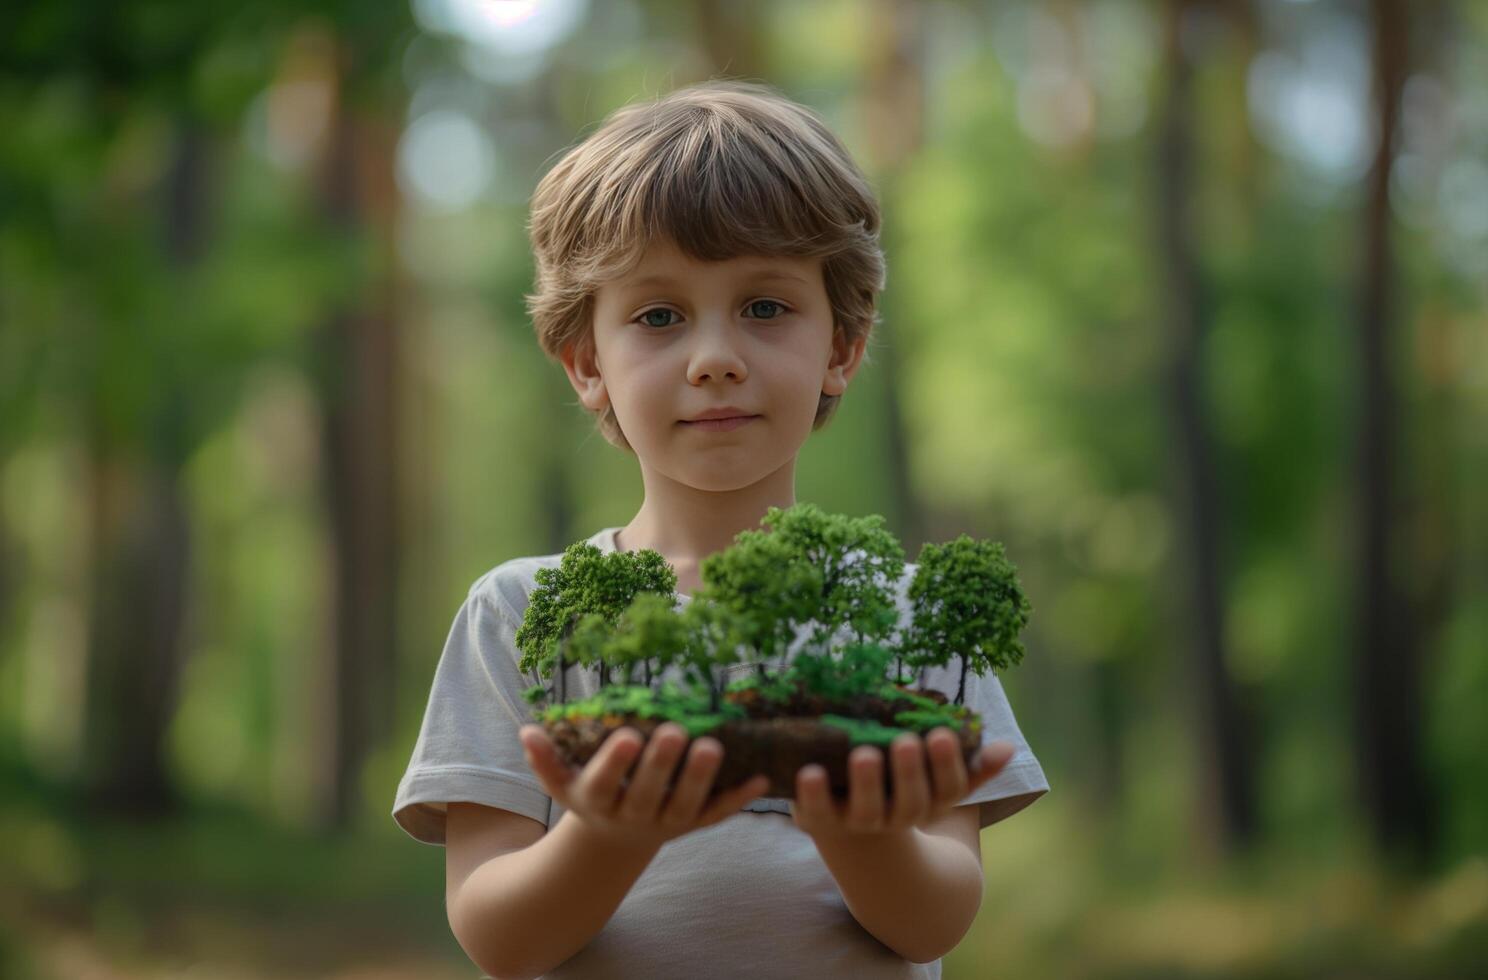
[2,0,1485,977]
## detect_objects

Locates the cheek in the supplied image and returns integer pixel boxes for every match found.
[610,358,672,417]
[771,346,829,400]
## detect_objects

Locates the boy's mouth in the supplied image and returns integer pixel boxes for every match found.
[680,415,759,432]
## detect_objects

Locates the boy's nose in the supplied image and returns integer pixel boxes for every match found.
[686,328,748,383]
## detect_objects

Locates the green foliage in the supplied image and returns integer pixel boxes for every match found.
[695,523,823,671]
[676,598,750,699]
[892,708,966,731]
[819,714,904,746]
[603,592,690,686]
[537,681,748,738]
[563,611,613,679]
[880,687,944,711]
[757,503,908,648]
[787,643,896,703]
[698,504,906,666]
[903,535,1031,704]
[757,670,802,705]
[515,504,1030,721]
[515,542,678,691]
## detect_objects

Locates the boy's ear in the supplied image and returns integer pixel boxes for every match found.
[822,327,867,397]
[560,336,610,413]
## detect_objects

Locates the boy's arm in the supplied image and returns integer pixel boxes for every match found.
[448,808,661,980]
[810,805,984,964]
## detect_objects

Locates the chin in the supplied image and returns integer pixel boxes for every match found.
[680,469,759,493]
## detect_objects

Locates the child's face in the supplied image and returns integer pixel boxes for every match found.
[565,236,864,492]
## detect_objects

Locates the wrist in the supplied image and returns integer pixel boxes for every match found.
[561,809,667,859]
[807,823,918,857]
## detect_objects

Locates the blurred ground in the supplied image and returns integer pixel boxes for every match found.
[4,784,1485,980]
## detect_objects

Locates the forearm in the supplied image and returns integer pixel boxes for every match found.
[450,810,660,979]
[812,828,983,964]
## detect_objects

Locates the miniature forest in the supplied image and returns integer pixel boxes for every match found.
[516,503,1031,799]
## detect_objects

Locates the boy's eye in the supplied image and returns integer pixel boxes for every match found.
[632,300,789,330]
[637,308,678,329]
[746,300,787,319]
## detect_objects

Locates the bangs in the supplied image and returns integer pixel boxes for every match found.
[570,105,875,286]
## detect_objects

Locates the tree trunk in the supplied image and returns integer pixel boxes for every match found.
[1353,0,1437,867]
[80,453,191,816]
[862,0,930,556]
[79,119,208,817]
[1156,0,1257,853]
[1090,659,1125,811]
[312,42,403,830]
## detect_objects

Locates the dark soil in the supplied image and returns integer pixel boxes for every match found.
[544,686,983,799]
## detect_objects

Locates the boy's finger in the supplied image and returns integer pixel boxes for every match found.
[889,734,931,826]
[700,771,768,825]
[519,724,557,763]
[846,747,886,831]
[699,774,769,827]
[927,729,968,806]
[520,726,575,799]
[576,727,643,813]
[660,736,724,824]
[969,741,1014,790]
[616,724,688,821]
[792,764,833,829]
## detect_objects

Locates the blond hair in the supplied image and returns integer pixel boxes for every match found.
[524,79,886,452]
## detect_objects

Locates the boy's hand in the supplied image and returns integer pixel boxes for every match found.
[519,722,769,852]
[791,728,1014,841]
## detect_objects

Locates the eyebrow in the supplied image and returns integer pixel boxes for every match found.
[624,270,810,290]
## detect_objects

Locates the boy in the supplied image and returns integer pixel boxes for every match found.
[392,79,1049,979]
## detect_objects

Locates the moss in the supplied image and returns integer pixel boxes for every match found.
[820,714,905,747]
[760,673,802,704]
[538,683,748,728]
[880,687,942,711]
[674,714,732,738]
[893,708,965,731]
[724,670,799,704]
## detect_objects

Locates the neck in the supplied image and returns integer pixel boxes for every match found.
[616,456,798,567]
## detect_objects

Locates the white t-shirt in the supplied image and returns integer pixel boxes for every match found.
[393,526,1050,979]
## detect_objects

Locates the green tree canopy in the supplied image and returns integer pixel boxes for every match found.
[698,503,907,668]
[515,541,678,692]
[903,535,1030,704]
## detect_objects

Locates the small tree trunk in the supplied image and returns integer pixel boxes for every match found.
[1157,0,1257,853]
[309,38,404,831]
[1352,0,1436,867]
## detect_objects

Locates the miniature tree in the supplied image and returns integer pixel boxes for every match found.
[677,598,749,711]
[603,592,690,688]
[696,531,821,678]
[520,576,750,711]
[901,535,1031,704]
[563,612,612,687]
[698,504,906,676]
[515,542,678,703]
[759,503,907,650]
[789,642,895,704]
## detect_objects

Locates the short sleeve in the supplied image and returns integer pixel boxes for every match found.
[918,662,1049,831]
[391,584,552,846]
